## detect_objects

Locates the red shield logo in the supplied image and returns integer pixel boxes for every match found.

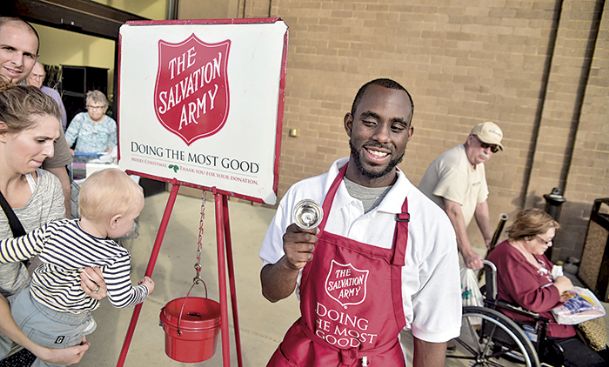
[325,260,369,309]
[154,34,231,145]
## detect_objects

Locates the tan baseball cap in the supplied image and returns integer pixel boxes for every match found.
[471,121,504,151]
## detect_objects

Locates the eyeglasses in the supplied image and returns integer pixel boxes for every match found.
[86,105,106,110]
[536,235,553,246]
[474,135,500,153]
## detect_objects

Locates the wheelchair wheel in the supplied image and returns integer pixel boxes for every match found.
[446,306,540,367]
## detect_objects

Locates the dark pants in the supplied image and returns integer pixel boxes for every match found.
[555,337,607,367]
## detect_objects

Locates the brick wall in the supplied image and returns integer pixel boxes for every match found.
[180,0,608,261]
[560,1,609,259]
[524,0,607,259]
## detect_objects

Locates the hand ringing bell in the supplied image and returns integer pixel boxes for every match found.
[293,199,323,230]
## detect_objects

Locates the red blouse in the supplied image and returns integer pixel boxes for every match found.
[487,240,576,338]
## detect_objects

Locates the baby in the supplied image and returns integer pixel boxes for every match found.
[0,168,153,367]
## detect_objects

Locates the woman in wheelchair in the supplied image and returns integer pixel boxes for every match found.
[487,208,608,367]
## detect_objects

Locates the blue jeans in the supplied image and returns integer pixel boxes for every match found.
[0,292,19,360]
[11,287,96,367]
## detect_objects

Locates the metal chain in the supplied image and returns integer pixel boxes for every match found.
[193,191,206,285]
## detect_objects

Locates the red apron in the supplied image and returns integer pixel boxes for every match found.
[268,165,409,366]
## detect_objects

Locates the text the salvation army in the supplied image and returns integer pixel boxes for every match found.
[157,46,223,130]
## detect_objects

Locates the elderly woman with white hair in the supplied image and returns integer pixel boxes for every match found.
[65,90,117,154]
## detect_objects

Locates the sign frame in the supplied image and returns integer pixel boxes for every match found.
[117,18,288,205]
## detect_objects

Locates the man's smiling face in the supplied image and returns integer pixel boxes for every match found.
[344,84,413,187]
[0,20,38,83]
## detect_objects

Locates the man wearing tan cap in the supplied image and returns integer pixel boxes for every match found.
[419,121,503,270]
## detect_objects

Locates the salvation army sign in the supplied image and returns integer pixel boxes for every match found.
[154,35,230,144]
[118,19,287,204]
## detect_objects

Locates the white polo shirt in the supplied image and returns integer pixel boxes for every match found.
[260,158,462,343]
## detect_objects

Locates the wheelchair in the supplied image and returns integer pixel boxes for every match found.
[446,260,565,367]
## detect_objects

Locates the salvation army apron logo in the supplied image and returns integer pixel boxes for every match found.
[154,34,231,145]
[325,260,369,309]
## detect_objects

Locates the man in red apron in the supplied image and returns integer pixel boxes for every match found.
[260,78,461,366]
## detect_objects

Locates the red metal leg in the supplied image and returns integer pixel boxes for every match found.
[116,182,180,367]
[223,195,243,367]
[214,192,231,366]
